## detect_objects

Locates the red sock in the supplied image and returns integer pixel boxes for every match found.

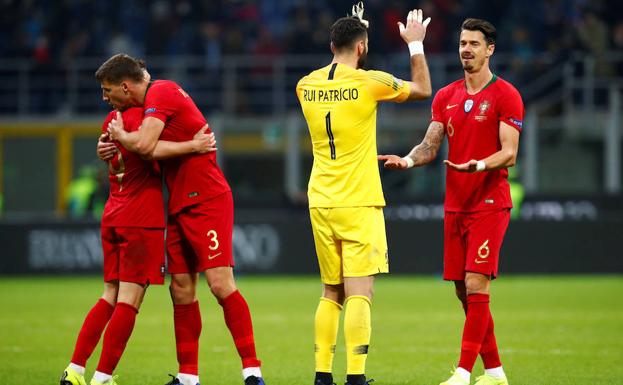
[480,310,502,368]
[71,298,114,367]
[219,290,261,368]
[96,302,138,374]
[458,293,490,372]
[174,301,202,375]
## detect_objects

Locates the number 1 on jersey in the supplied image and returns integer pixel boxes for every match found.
[325,112,336,160]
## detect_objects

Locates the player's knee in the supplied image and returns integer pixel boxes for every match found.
[208,279,236,300]
[323,284,345,304]
[344,287,373,300]
[102,281,119,305]
[169,279,195,304]
[367,286,375,300]
[464,275,489,294]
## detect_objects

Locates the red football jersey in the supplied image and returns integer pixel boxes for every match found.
[101,107,165,228]
[431,75,524,212]
[143,80,231,214]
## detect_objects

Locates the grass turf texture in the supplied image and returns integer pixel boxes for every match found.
[0,275,621,385]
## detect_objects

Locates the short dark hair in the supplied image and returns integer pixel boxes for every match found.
[461,18,497,45]
[330,17,367,51]
[95,54,146,84]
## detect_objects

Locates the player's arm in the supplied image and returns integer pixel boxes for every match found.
[378,121,445,169]
[107,112,164,158]
[444,122,519,172]
[150,126,217,160]
[398,9,432,100]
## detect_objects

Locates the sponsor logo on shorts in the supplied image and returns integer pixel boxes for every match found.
[485,199,494,204]
[144,107,156,114]
[475,239,490,264]
[188,191,199,198]
[208,252,222,260]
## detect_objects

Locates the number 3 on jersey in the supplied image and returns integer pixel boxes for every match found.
[206,230,219,250]
[325,111,336,159]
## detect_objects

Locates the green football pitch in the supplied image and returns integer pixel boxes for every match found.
[1,275,621,385]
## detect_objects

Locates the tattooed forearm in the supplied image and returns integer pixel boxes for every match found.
[407,121,445,167]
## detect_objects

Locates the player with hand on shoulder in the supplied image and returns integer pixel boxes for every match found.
[60,100,216,385]
[99,54,265,385]
[296,3,432,385]
[379,18,523,385]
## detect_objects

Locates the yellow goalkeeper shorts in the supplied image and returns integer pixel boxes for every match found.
[309,206,389,284]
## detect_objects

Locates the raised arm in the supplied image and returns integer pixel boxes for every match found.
[444,122,519,172]
[378,121,445,169]
[398,9,432,100]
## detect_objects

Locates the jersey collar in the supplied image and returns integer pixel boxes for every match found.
[143,80,154,102]
[464,73,497,94]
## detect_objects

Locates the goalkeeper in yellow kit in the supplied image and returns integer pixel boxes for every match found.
[296,3,432,385]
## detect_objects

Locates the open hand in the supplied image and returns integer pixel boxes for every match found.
[378,154,409,169]
[444,159,478,172]
[192,124,217,153]
[398,9,431,44]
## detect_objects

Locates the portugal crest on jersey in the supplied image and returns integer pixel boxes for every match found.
[475,100,491,121]
[478,100,491,114]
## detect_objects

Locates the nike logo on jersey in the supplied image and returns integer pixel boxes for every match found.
[446,104,458,110]
[208,252,222,260]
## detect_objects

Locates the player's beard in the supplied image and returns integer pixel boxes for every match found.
[357,48,368,69]
[462,55,484,74]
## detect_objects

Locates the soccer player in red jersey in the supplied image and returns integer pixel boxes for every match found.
[60,104,216,385]
[98,54,265,385]
[379,19,523,385]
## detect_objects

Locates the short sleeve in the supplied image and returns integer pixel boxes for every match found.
[365,70,410,102]
[143,83,177,124]
[430,88,445,123]
[498,85,524,132]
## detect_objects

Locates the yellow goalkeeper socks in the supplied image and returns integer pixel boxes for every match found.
[344,295,371,375]
[314,297,342,373]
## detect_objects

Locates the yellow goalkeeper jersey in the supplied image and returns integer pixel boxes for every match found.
[296,63,411,208]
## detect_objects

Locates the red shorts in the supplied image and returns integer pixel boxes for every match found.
[443,209,510,281]
[166,191,235,274]
[102,227,165,285]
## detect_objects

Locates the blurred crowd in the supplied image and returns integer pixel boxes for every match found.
[1,0,621,116]
[1,0,620,65]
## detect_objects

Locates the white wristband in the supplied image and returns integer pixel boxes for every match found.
[408,41,424,56]
[402,156,415,169]
[476,160,486,172]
